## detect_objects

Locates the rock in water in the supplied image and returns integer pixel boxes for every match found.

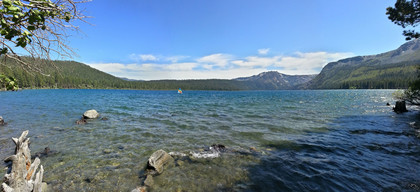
[34,147,57,158]
[393,101,408,113]
[147,149,174,174]
[83,109,100,119]
[144,175,154,187]
[0,116,4,125]
[75,118,87,125]
[211,144,226,152]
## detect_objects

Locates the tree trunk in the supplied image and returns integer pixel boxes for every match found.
[1,130,46,192]
[393,101,408,113]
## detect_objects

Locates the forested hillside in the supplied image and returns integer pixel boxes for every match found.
[0,57,127,89]
[0,57,250,90]
[306,39,420,89]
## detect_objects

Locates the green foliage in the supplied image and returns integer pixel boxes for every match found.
[392,89,405,100]
[401,78,420,104]
[0,0,75,54]
[387,0,420,40]
[0,74,18,90]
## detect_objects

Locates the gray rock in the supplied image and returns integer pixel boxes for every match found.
[75,119,87,125]
[148,149,174,174]
[0,116,4,125]
[41,182,49,192]
[103,149,112,154]
[83,109,100,119]
[144,175,154,187]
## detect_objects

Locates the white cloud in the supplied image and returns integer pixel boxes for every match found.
[162,63,198,71]
[232,56,281,68]
[87,51,354,80]
[258,48,270,55]
[129,54,158,62]
[88,63,127,73]
[166,55,189,63]
[196,53,233,69]
[275,52,354,74]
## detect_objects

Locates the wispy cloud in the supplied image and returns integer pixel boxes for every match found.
[258,48,270,55]
[196,53,233,69]
[166,55,190,63]
[87,51,354,80]
[232,56,281,68]
[129,54,158,62]
[275,52,354,74]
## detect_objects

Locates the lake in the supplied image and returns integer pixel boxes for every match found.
[0,89,419,191]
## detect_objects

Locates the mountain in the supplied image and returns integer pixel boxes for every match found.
[3,38,418,91]
[235,71,316,89]
[306,39,420,89]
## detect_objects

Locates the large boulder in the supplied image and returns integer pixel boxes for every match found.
[83,109,100,119]
[147,149,174,174]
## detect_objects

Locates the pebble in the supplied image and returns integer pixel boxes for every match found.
[176,160,185,166]
[103,149,112,154]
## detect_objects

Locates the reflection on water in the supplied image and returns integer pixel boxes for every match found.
[0,89,419,191]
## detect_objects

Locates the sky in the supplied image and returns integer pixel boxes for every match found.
[64,0,410,80]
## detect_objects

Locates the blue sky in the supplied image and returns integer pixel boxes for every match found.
[66,0,409,80]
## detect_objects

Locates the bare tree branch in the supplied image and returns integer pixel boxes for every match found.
[0,0,91,75]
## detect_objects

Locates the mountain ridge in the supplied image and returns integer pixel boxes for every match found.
[235,71,316,89]
[1,39,419,90]
[305,39,420,89]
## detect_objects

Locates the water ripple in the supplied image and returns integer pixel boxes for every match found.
[0,89,419,191]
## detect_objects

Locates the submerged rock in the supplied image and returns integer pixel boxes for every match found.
[83,109,100,119]
[393,101,408,113]
[34,147,58,158]
[0,116,6,126]
[211,144,226,152]
[144,175,154,187]
[75,118,87,125]
[147,149,174,174]
[103,149,113,154]
[168,151,188,157]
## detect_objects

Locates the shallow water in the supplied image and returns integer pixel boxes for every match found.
[0,89,419,191]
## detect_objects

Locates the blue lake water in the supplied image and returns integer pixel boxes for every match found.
[0,89,419,191]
